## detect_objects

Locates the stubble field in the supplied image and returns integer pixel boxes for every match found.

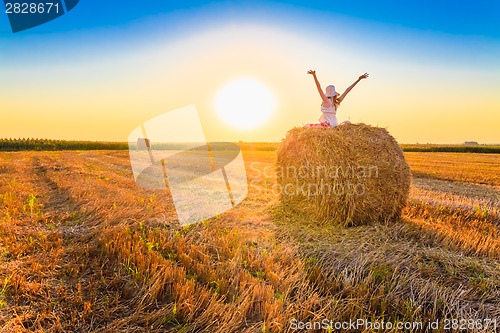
[0,150,499,332]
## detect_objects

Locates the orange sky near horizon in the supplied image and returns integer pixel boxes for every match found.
[1,19,499,144]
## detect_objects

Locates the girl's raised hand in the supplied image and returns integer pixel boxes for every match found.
[307,70,316,75]
[359,72,369,80]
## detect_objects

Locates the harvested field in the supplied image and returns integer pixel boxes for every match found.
[0,150,499,332]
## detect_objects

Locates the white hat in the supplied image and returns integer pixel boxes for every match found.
[325,85,340,97]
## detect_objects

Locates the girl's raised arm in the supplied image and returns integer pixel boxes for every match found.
[308,70,330,106]
[338,73,369,104]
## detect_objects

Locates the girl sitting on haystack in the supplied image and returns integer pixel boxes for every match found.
[306,70,368,128]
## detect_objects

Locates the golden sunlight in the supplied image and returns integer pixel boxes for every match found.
[214,77,276,129]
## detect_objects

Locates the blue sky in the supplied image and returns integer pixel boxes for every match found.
[1,0,499,37]
[2,0,498,70]
[1,0,497,77]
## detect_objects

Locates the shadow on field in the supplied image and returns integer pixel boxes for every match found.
[271,201,500,325]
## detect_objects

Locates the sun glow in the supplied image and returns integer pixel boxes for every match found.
[214,77,276,129]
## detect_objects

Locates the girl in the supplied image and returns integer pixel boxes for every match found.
[306,70,369,127]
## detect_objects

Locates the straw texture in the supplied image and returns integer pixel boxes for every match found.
[277,124,411,226]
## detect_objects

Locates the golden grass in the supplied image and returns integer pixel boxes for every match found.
[405,152,500,186]
[0,150,499,331]
[404,152,500,259]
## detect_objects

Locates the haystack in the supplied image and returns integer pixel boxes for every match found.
[277,123,411,226]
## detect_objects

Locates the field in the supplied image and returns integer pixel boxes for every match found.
[0,149,499,332]
[1,139,500,154]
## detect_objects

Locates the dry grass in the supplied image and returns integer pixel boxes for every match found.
[273,203,500,325]
[405,152,500,260]
[405,152,500,186]
[0,150,499,332]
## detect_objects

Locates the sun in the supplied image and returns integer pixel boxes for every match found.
[214,77,276,129]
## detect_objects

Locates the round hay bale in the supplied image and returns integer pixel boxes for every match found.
[276,123,411,226]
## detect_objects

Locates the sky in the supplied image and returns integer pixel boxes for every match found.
[1,0,499,144]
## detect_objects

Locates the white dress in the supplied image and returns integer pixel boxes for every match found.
[319,101,338,127]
